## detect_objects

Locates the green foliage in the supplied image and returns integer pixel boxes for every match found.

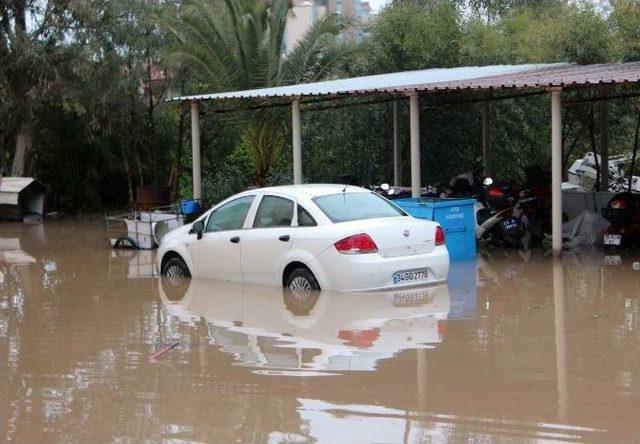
[201,145,254,205]
[165,0,352,185]
[609,0,640,62]
[369,2,462,71]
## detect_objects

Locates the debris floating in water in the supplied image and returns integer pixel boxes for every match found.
[633,262,640,271]
[149,342,179,361]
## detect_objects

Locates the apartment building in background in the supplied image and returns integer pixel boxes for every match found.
[284,0,372,54]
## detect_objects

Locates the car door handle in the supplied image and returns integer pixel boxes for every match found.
[278,235,290,242]
[230,236,240,244]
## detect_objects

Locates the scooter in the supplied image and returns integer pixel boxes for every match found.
[474,178,533,249]
[602,110,640,251]
[449,173,531,249]
[602,192,640,251]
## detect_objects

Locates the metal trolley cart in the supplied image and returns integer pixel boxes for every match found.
[106,199,202,250]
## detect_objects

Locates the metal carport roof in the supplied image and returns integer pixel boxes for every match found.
[175,61,640,256]
[171,62,640,103]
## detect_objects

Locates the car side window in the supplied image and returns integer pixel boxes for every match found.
[253,195,294,228]
[205,196,255,232]
[297,205,317,227]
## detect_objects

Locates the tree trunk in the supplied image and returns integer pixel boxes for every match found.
[10,123,32,176]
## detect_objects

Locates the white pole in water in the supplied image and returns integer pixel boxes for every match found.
[551,87,563,255]
[393,99,402,186]
[409,91,421,198]
[292,98,302,185]
[553,259,568,422]
[190,101,202,200]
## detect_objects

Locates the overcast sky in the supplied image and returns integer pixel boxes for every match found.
[368,0,392,13]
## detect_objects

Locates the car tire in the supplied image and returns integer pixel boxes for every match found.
[161,256,191,300]
[162,256,191,279]
[285,267,320,292]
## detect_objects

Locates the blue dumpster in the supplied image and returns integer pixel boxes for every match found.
[394,198,477,260]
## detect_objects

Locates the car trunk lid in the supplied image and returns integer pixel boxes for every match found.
[346,216,437,258]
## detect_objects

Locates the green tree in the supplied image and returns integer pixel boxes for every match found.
[369,1,462,72]
[0,1,76,176]
[610,0,640,62]
[165,0,351,185]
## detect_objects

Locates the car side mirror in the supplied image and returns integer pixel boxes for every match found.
[190,220,205,240]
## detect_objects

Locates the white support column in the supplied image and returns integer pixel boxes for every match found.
[482,101,491,177]
[292,99,302,185]
[409,92,421,198]
[393,100,402,186]
[190,101,202,200]
[551,88,563,255]
[600,95,609,191]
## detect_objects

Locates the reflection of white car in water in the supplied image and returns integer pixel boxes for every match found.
[157,185,449,292]
[158,279,450,374]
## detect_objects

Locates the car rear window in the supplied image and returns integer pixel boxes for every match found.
[313,192,406,223]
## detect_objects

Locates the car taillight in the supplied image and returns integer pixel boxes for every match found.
[487,186,504,197]
[610,198,629,209]
[334,233,378,254]
[435,226,445,246]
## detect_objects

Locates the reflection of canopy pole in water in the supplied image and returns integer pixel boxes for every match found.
[553,259,568,423]
[417,349,427,410]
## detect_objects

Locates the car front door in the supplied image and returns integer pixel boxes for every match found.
[190,195,255,281]
[241,194,296,286]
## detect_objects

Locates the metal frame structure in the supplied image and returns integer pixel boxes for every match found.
[173,62,640,255]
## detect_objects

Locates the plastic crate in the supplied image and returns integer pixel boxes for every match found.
[180,199,201,215]
[394,198,477,260]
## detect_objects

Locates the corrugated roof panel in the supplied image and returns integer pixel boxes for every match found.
[0,177,35,194]
[171,63,566,102]
[170,62,640,103]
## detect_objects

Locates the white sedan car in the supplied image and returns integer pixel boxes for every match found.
[157,184,449,292]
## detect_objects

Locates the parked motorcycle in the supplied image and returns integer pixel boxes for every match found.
[448,171,532,250]
[601,111,640,251]
[602,192,640,251]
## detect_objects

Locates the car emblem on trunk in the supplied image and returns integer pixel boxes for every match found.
[403,230,410,238]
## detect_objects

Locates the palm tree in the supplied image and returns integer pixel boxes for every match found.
[165,0,352,185]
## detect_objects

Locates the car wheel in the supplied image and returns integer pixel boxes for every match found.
[285,268,320,293]
[161,257,191,300]
[162,256,191,279]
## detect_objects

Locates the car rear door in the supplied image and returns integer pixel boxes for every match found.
[240,194,297,286]
[189,195,256,281]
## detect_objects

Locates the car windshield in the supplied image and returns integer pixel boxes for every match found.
[313,192,406,223]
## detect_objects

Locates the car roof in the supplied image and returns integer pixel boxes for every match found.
[245,184,370,198]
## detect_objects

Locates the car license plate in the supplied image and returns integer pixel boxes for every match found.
[393,268,430,285]
[501,217,519,232]
[392,289,434,307]
[604,255,622,266]
[604,234,622,246]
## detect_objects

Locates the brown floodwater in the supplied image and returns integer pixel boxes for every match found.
[1,219,640,443]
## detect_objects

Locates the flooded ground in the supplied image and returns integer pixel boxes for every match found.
[1,219,639,443]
